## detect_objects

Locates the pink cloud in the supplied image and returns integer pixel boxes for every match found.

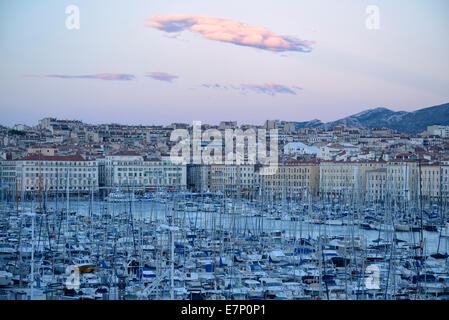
[201,82,302,96]
[146,72,178,82]
[147,14,314,53]
[241,83,298,95]
[162,32,181,39]
[46,73,135,80]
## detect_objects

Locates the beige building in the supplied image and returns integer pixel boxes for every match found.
[27,146,57,156]
[366,168,387,203]
[16,154,98,192]
[319,161,386,201]
[420,162,441,202]
[386,160,419,203]
[209,164,256,196]
[442,160,449,202]
[259,160,319,200]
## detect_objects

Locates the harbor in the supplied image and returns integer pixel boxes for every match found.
[0,189,448,300]
[1,0,449,307]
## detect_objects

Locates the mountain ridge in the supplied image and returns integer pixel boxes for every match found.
[293,102,449,134]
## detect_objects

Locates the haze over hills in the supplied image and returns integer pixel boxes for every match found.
[2,103,448,134]
[293,102,449,134]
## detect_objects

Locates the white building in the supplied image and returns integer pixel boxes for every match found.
[425,125,449,138]
[5,154,99,193]
[104,152,186,189]
[283,142,318,156]
[317,143,360,160]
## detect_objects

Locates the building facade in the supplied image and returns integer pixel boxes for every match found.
[1,154,99,193]
[103,153,187,189]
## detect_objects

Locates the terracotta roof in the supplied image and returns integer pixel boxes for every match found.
[110,150,141,156]
[18,154,87,162]
[388,159,419,163]
[328,144,357,149]
[283,159,319,165]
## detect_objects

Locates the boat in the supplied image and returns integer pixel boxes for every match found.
[0,270,13,287]
[439,225,449,238]
[243,279,264,299]
[395,224,410,232]
[106,190,135,202]
[260,277,284,299]
[73,258,96,273]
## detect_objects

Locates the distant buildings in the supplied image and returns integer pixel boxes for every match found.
[317,143,360,161]
[283,142,318,156]
[0,117,448,205]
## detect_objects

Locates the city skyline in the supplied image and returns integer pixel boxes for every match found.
[1,1,449,302]
[1,0,448,127]
[2,101,448,131]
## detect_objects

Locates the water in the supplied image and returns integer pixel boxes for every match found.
[14,198,448,254]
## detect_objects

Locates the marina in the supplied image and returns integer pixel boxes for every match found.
[1,0,449,307]
[0,189,448,300]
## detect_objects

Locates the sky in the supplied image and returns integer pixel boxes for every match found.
[0,0,448,127]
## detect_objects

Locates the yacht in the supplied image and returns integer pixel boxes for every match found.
[73,258,96,273]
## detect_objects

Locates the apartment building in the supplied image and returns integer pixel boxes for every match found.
[366,168,387,203]
[103,152,186,189]
[420,162,441,202]
[187,164,210,192]
[386,160,419,203]
[3,154,99,193]
[209,164,256,196]
[260,160,319,200]
[319,160,387,201]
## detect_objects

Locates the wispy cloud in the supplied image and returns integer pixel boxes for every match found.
[147,14,314,53]
[45,73,135,80]
[241,83,298,95]
[146,72,179,82]
[200,82,302,96]
[201,83,227,89]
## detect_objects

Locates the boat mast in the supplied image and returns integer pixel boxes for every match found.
[418,158,424,252]
[66,167,69,234]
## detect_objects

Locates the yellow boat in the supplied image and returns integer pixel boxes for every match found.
[74,258,96,273]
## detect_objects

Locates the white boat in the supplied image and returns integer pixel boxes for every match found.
[283,282,305,299]
[260,277,284,298]
[0,246,16,259]
[230,286,247,300]
[327,219,343,226]
[82,273,101,286]
[269,250,286,263]
[107,191,134,202]
[243,279,264,299]
[440,225,449,238]
[0,270,13,287]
